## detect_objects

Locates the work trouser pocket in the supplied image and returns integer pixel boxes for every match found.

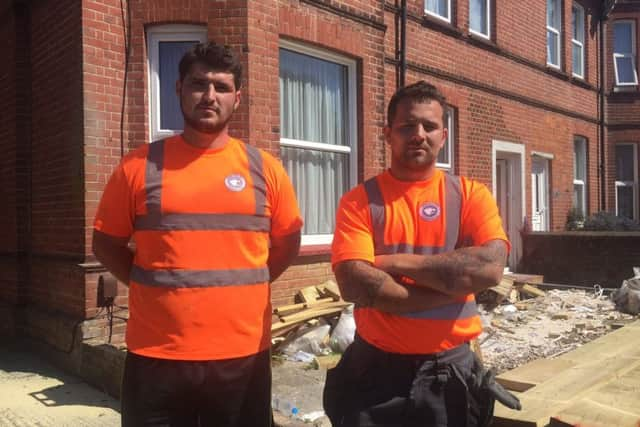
[449,359,495,427]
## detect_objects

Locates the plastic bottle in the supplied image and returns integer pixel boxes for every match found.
[272,395,300,419]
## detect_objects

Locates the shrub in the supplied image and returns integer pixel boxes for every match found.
[565,207,585,231]
[582,211,640,231]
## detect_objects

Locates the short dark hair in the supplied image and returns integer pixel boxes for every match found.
[387,80,447,126]
[178,41,243,89]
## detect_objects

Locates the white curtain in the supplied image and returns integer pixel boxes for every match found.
[427,0,448,16]
[279,49,350,235]
[159,41,196,131]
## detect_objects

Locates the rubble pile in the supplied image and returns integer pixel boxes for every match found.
[479,287,636,373]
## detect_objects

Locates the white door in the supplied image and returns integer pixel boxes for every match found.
[531,156,550,231]
[496,157,518,269]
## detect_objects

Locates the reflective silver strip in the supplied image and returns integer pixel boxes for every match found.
[244,143,267,216]
[136,139,271,232]
[364,177,386,251]
[365,173,462,255]
[130,264,270,287]
[401,299,479,320]
[134,213,270,231]
[444,174,462,251]
[144,139,165,214]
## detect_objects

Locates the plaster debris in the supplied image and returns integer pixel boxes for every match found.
[480,288,636,374]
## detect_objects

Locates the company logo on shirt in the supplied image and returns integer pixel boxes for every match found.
[419,202,441,221]
[224,174,246,192]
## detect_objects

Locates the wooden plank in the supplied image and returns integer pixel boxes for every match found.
[504,273,544,285]
[297,285,322,303]
[549,398,640,427]
[518,284,546,298]
[280,303,349,323]
[496,358,578,392]
[316,279,341,300]
[313,354,342,370]
[273,298,334,316]
[493,396,568,427]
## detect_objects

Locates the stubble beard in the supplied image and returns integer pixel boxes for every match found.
[181,100,230,135]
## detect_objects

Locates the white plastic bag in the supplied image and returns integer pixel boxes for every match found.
[282,324,331,356]
[329,305,356,353]
[613,267,640,315]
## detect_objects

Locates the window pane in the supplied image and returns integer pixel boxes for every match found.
[615,57,637,84]
[614,23,633,53]
[470,0,488,35]
[574,139,586,180]
[427,0,448,17]
[617,186,634,219]
[279,49,349,146]
[159,41,198,130]
[616,145,635,181]
[547,31,559,65]
[572,6,584,42]
[573,184,585,216]
[572,43,583,75]
[547,0,559,29]
[437,109,452,166]
[281,146,349,235]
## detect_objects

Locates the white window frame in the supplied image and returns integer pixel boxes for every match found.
[279,39,358,246]
[425,0,452,23]
[437,106,455,171]
[573,136,587,216]
[147,25,207,142]
[571,4,585,78]
[547,0,562,68]
[613,20,639,86]
[469,0,490,39]
[615,143,639,220]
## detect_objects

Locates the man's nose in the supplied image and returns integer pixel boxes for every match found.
[414,124,427,140]
[203,83,216,100]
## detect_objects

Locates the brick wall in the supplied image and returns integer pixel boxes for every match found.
[604,4,640,216]
[383,0,601,230]
[521,231,640,288]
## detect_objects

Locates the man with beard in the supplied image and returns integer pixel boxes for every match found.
[93,42,302,426]
[324,81,511,427]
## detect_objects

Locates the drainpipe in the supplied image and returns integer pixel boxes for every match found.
[599,1,616,212]
[399,0,407,88]
[598,9,606,212]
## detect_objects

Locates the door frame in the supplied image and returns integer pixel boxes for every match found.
[531,151,554,231]
[492,140,525,271]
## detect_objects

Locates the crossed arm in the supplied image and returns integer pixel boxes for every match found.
[334,239,508,314]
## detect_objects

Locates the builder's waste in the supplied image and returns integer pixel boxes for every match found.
[270,273,639,426]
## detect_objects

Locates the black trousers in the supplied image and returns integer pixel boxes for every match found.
[121,350,272,427]
[323,336,493,427]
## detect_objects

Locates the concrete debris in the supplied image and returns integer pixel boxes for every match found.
[480,288,636,374]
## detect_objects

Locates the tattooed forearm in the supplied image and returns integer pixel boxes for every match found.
[334,260,388,307]
[375,239,508,296]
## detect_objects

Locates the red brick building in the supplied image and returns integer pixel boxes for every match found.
[1,0,638,353]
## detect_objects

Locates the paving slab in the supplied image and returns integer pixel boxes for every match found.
[0,342,120,427]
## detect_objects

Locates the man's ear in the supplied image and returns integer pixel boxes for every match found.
[175,79,182,98]
[383,125,391,145]
[234,90,241,111]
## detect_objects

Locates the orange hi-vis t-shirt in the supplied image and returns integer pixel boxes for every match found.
[94,135,302,361]
[331,169,509,354]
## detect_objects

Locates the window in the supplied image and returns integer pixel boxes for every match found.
[279,41,357,245]
[571,4,585,78]
[615,144,638,220]
[437,107,455,171]
[425,0,451,23]
[469,0,490,39]
[613,21,638,86]
[147,25,207,142]
[547,0,562,68]
[573,136,587,217]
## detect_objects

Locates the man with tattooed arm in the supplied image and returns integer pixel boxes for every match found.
[324,80,517,427]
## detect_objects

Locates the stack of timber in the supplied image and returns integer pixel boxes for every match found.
[271,280,351,337]
[477,273,545,308]
[493,319,640,427]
